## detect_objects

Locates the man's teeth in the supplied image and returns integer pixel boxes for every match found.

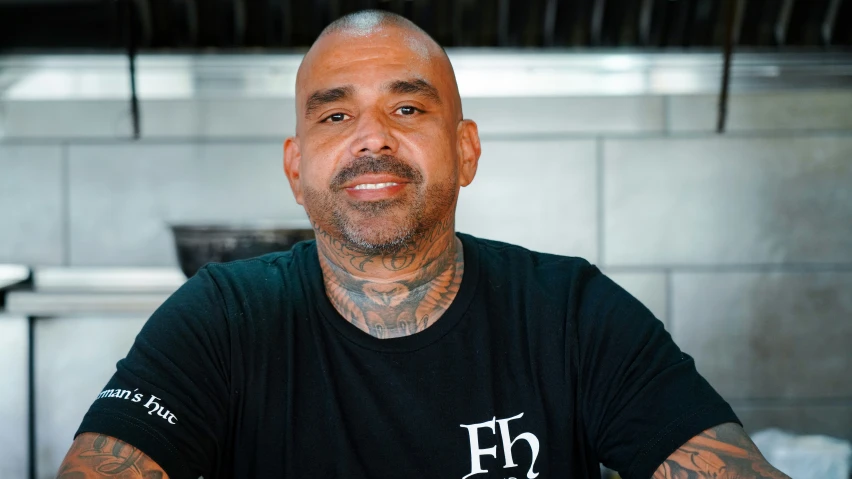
[353,182,399,190]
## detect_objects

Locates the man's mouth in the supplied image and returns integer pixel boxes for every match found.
[331,155,422,191]
[342,175,409,201]
[342,173,410,190]
[351,182,399,190]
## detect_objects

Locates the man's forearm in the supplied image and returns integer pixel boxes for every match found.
[56,432,168,479]
[653,423,791,479]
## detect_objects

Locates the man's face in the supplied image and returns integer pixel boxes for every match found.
[285,25,476,254]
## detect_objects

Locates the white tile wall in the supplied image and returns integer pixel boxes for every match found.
[0,145,64,265]
[605,271,668,325]
[669,91,852,133]
[464,96,665,135]
[35,316,148,479]
[0,315,28,479]
[671,271,852,400]
[67,142,307,266]
[1,101,133,139]
[733,403,852,441]
[141,99,297,138]
[604,136,852,266]
[456,139,598,261]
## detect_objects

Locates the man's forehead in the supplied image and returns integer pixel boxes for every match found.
[294,23,462,123]
[297,27,443,93]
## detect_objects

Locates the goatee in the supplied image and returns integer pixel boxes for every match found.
[303,155,456,255]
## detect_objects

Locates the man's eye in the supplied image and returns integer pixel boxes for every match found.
[323,113,350,123]
[396,106,420,116]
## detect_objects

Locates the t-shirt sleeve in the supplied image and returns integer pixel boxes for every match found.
[574,265,740,479]
[75,266,231,479]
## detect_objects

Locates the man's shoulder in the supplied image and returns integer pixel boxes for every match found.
[201,239,313,276]
[193,239,315,302]
[462,233,599,299]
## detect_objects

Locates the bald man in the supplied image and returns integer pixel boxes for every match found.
[59,10,790,479]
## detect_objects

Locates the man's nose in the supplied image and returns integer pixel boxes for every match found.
[349,108,399,156]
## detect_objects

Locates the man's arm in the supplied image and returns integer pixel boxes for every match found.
[56,432,168,479]
[653,423,791,479]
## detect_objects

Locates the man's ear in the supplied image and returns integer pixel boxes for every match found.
[283,136,304,205]
[457,119,481,187]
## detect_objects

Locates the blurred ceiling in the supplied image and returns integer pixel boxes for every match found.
[0,0,850,52]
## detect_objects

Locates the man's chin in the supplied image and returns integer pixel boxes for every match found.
[341,222,417,255]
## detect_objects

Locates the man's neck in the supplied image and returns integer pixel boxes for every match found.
[314,218,464,339]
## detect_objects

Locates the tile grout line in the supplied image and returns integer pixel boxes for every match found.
[61,143,70,267]
[665,269,673,335]
[596,136,605,267]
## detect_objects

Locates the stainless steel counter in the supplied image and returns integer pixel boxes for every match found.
[5,292,172,316]
[0,264,29,291]
[32,267,185,293]
[3,268,184,317]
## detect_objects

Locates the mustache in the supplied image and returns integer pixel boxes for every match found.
[330,155,423,190]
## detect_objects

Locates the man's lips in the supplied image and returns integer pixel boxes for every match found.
[342,174,410,199]
[341,174,411,190]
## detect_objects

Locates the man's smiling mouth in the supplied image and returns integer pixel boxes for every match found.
[352,182,400,190]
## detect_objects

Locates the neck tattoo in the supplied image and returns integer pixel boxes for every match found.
[314,218,465,339]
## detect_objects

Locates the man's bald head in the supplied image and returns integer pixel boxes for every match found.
[295,10,462,128]
[318,9,432,43]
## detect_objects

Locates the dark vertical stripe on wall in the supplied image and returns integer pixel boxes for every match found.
[27,316,35,479]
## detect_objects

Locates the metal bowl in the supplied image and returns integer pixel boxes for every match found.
[170,224,315,278]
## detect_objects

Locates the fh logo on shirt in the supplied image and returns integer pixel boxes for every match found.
[460,412,540,479]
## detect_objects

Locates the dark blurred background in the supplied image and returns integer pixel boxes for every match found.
[1,0,851,50]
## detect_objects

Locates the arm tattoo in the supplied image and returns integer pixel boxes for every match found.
[653,423,791,479]
[56,432,167,478]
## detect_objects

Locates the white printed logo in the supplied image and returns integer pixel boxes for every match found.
[96,388,178,425]
[460,412,540,479]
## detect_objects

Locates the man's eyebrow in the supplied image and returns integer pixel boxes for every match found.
[384,79,442,104]
[304,85,354,118]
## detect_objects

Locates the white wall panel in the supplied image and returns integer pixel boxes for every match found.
[457,139,598,261]
[604,136,852,266]
[0,316,28,479]
[35,316,147,479]
[68,143,306,266]
[0,145,64,265]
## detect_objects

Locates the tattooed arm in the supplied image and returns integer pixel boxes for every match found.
[56,432,168,479]
[653,423,790,479]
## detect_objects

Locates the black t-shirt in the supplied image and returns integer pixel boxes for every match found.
[77,233,739,479]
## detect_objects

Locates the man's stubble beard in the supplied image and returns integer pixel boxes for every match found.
[303,179,457,256]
